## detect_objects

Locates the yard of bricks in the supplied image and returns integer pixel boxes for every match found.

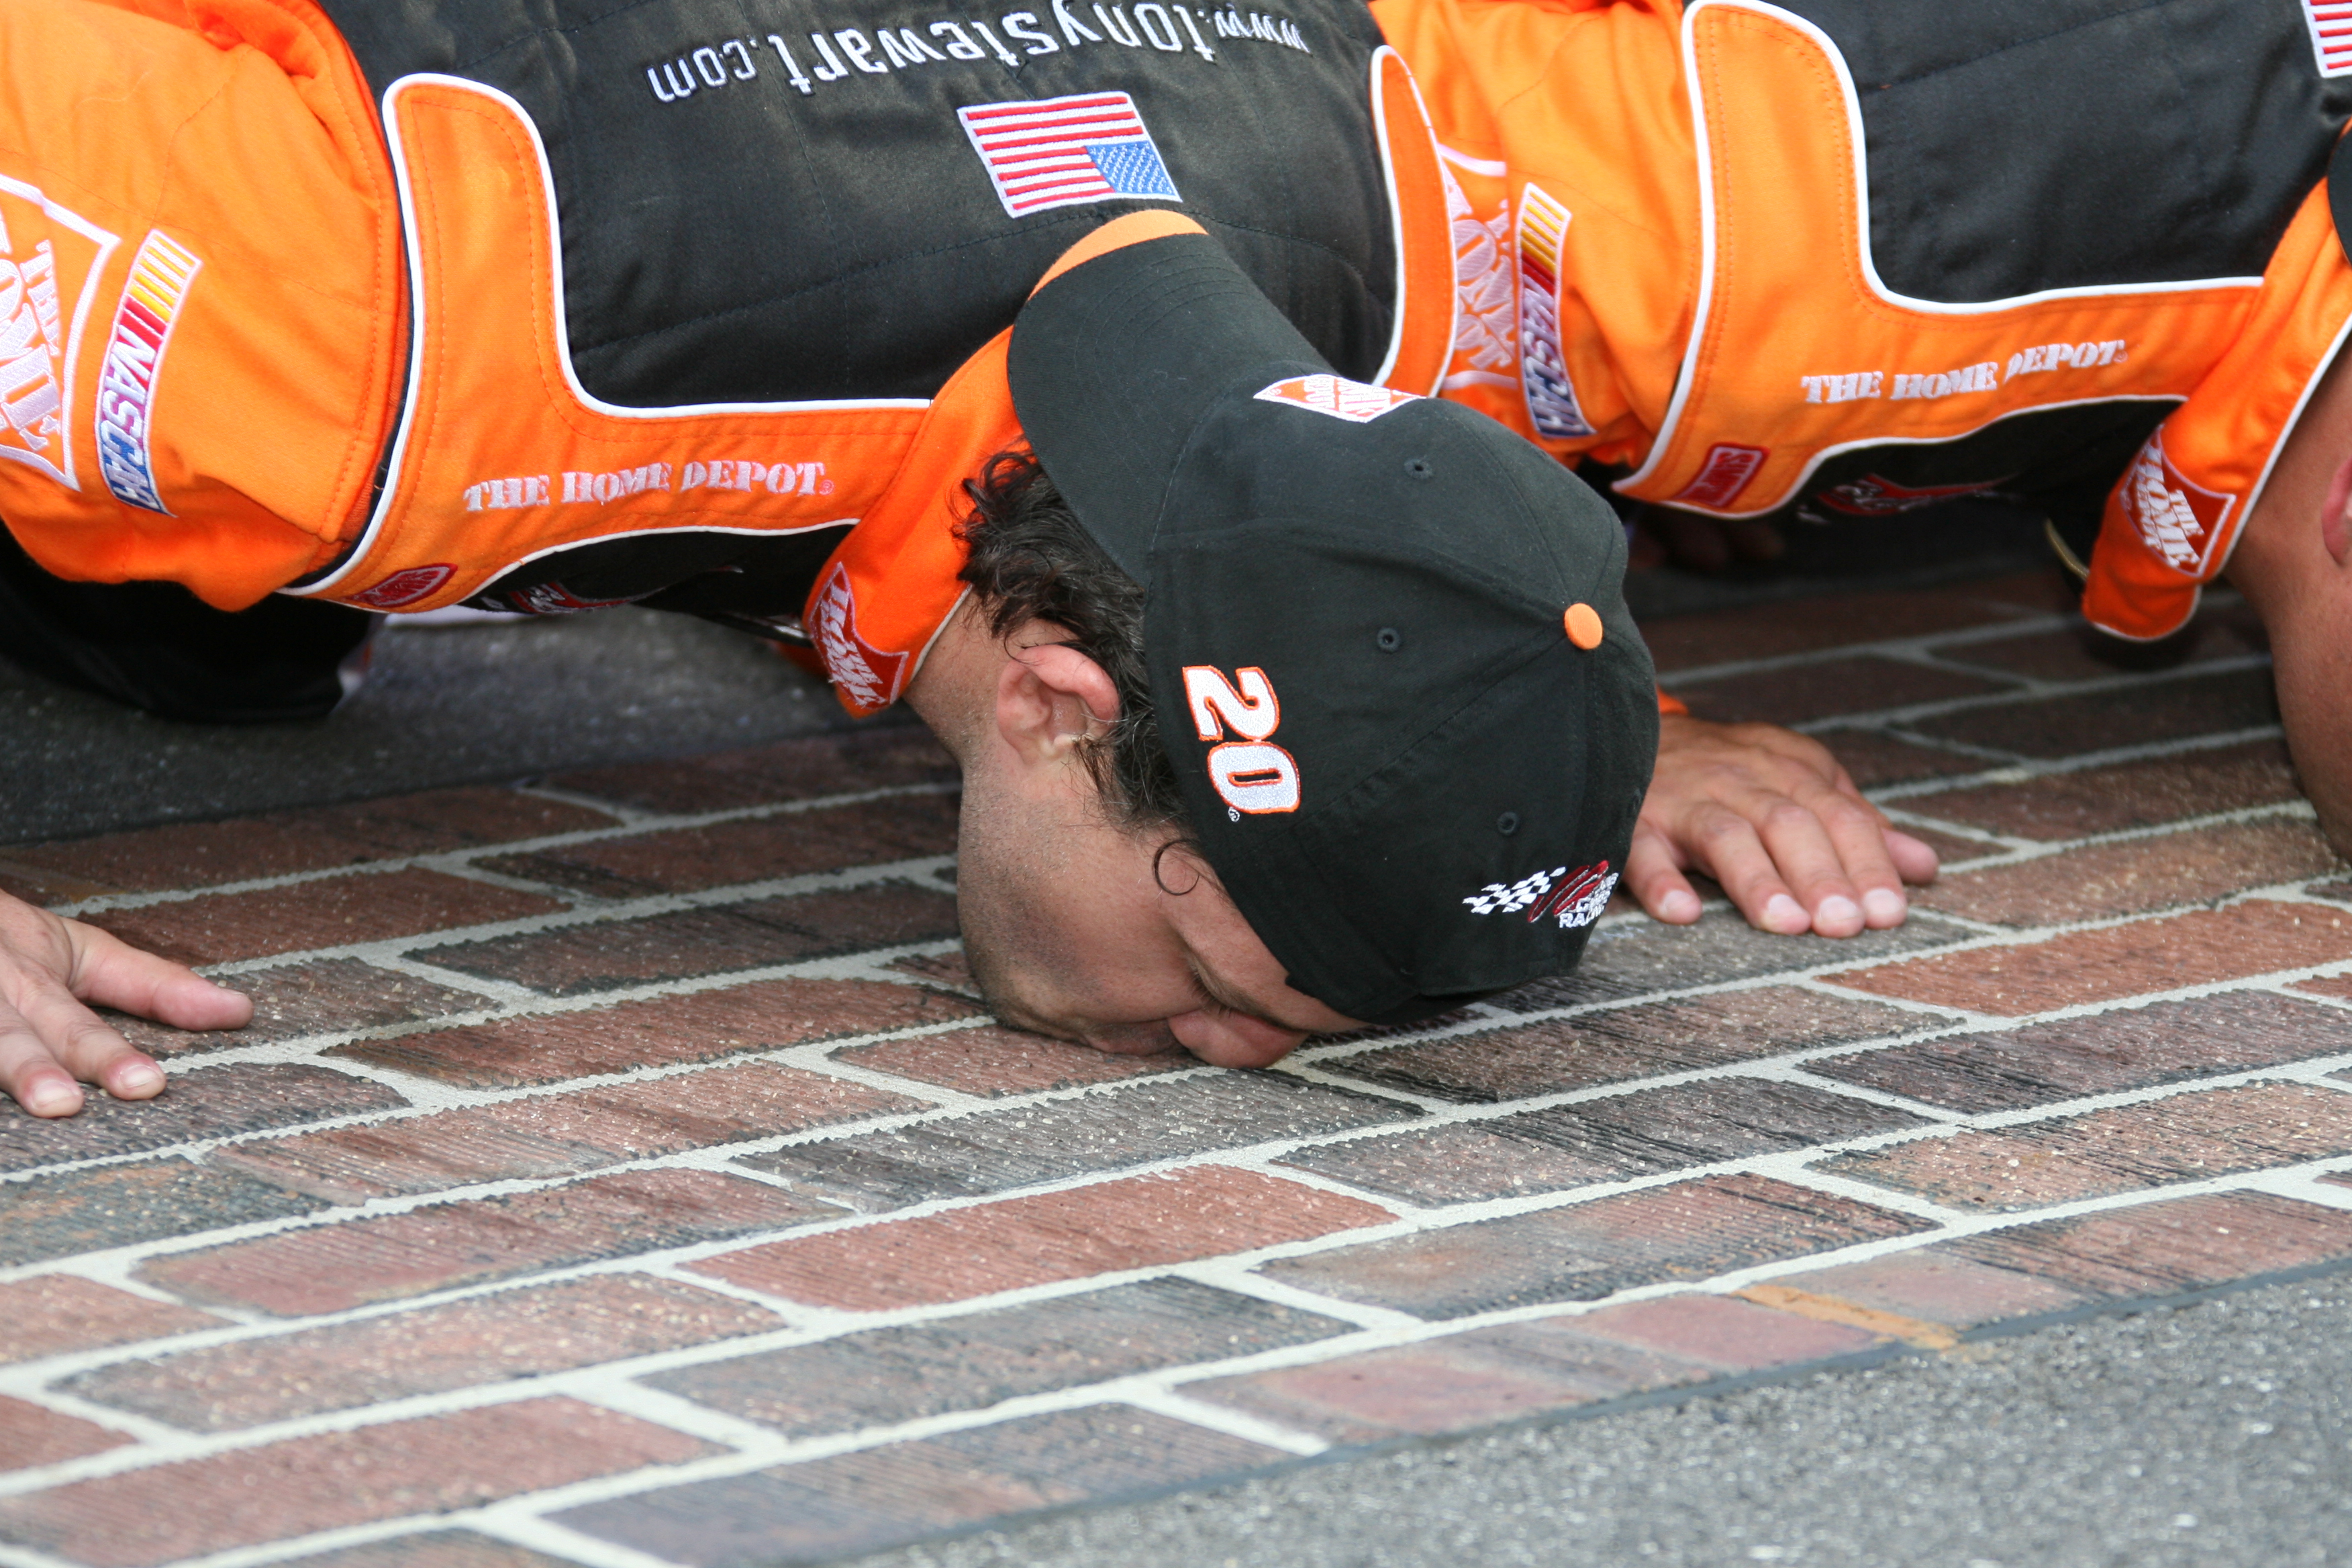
[4,566,2351,1568]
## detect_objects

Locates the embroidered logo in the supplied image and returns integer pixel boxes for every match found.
[1816,473,2008,518]
[348,564,456,610]
[0,175,119,493]
[1672,444,1768,511]
[1463,861,1617,929]
[812,561,910,712]
[1514,183,1593,440]
[93,231,202,516]
[2120,432,2235,575]
[1183,664,1300,816]
[1253,374,1420,424]
[507,581,637,616]
[959,92,1179,218]
[1443,168,1518,387]
[2303,1,2352,75]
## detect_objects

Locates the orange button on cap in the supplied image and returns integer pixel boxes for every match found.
[1563,603,1604,650]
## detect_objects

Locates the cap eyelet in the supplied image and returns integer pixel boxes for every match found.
[1404,458,1434,481]
[1376,628,1403,652]
[1496,812,1520,836]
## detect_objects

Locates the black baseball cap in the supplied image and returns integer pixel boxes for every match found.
[1008,230,1658,1025]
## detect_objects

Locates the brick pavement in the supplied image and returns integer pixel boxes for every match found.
[3,575,2351,1568]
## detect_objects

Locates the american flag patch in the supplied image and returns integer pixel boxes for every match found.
[2307,0,2352,75]
[958,93,1180,218]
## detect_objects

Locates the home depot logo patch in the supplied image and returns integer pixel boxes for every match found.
[812,562,909,713]
[0,175,119,493]
[1253,374,1420,424]
[2120,431,2235,575]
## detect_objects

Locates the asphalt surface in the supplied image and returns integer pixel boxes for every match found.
[875,1275,2352,1568]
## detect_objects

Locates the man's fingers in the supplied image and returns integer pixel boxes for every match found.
[1883,828,1943,887]
[1624,823,1705,924]
[13,978,164,1104]
[1742,797,1873,936]
[0,1011,87,1117]
[1684,804,1812,934]
[64,922,252,1032]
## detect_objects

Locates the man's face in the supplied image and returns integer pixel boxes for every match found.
[954,765,1361,1067]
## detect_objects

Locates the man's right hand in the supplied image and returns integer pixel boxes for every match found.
[0,890,251,1118]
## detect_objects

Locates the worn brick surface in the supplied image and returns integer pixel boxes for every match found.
[0,1399,713,1568]
[0,1277,224,1367]
[0,789,618,905]
[648,1278,1348,1438]
[1823,1083,2352,1212]
[89,871,567,967]
[886,947,979,995]
[138,1169,837,1315]
[1807,730,1991,789]
[1902,739,2302,840]
[548,727,958,815]
[0,1395,131,1471]
[213,1063,923,1203]
[1674,657,2016,727]
[554,1404,1281,1568]
[1281,1080,1922,1204]
[1762,1248,2095,1332]
[480,794,959,897]
[691,1168,1393,1311]
[104,959,494,1057]
[832,1022,1185,1095]
[271,1532,587,1568]
[1192,1295,1881,1443]
[1939,599,2266,685]
[1332,988,1942,1102]
[1259,1175,1929,1319]
[1642,589,2033,674]
[328,977,979,1089]
[1947,1191,2352,1300]
[420,882,958,993]
[0,1064,405,1174]
[66,1276,785,1431]
[1914,819,2341,926]
[1487,915,1974,1012]
[1810,991,2352,1111]
[1911,667,2279,758]
[737,1073,1417,1213]
[1827,900,2352,1014]
[1,1159,326,1269]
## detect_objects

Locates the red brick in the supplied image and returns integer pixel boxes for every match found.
[88,871,567,967]
[1329,988,1942,1103]
[1674,656,2014,727]
[0,1278,225,1367]
[1810,991,2352,1112]
[832,1022,1184,1096]
[1912,667,2278,759]
[1947,1190,2352,1300]
[420,882,957,994]
[2,1161,327,1270]
[887,947,978,995]
[137,1169,838,1316]
[0,1398,713,1568]
[1822,1083,2352,1212]
[1938,597,2267,685]
[0,789,619,905]
[2297,974,2352,1001]
[0,1065,407,1176]
[1280,1079,1922,1204]
[481,794,959,899]
[552,1405,1277,1568]
[271,1532,582,1568]
[1914,819,2340,926]
[0,1396,131,1472]
[1763,1248,2094,1331]
[328,977,979,1089]
[1489,914,1975,1013]
[1191,1295,1879,1443]
[646,1278,1346,1438]
[1642,588,2034,675]
[1826,900,2352,1014]
[103,959,493,1059]
[689,1168,1393,1311]
[1883,822,2003,869]
[64,1275,785,1431]
[1258,1173,1930,1320]
[213,1063,924,1202]
[1903,740,2304,841]
[1810,730,1991,789]
[548,726,959,814]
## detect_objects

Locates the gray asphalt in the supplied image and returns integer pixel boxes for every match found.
[878,1275,2352,1568]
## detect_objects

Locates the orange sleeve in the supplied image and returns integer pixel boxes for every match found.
[1657,689,1688,716]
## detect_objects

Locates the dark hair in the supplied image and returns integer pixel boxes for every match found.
[957,448,1192,836]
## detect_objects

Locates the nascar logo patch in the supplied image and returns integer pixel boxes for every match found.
[958,92,1179,218]
[1253,374,1420,424]
[95,230,202,515]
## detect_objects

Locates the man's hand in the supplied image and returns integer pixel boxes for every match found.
[1628,714,1940,936]
[0,890,251,1118]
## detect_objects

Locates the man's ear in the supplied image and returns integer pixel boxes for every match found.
[993,632,1121,766]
